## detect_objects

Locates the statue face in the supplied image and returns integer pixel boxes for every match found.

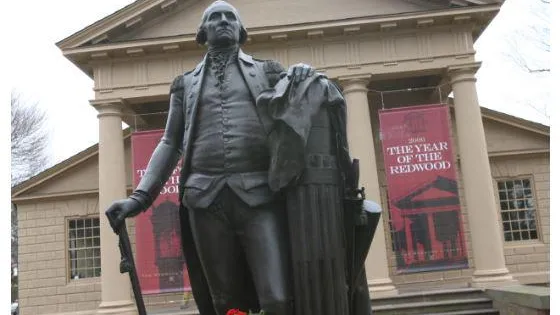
[203,6,241,47]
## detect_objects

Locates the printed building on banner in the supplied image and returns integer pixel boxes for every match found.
[11,0,550,314]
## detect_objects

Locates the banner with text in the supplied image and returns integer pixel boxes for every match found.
[379,104,468,273]
[132,130,190,294]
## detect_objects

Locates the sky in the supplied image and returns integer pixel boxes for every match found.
[6,0,552,167]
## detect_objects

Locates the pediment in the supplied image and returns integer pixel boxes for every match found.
[482,117,550,155]
[412,184,457,200]
[21,154,102,197]
[116,0,450,42]
[394,176,460,209]
[59,0,459,49]
[12,140,133,201]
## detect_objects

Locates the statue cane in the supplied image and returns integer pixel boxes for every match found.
[106,213,147,315]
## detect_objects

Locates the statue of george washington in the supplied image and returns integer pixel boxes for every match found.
[106,1,379,315]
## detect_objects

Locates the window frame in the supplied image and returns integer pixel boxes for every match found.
[65,216,101,282]
[493,175,542,245]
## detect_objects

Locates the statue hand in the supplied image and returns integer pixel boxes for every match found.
[105,198,144,234]
[287,63,315,84]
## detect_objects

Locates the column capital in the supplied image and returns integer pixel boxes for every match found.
[90,98,127,118]
[447,62,482,85]
[338,74,371,93]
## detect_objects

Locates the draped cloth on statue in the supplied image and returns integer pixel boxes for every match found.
[257,74,351,315]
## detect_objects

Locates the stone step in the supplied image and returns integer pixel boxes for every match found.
[425,309,500,315]
[372,288,487,306]
[147,306,198,315]
[372,297,494,315]
[147,288,500,315]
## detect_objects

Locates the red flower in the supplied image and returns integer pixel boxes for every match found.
[226,309,247,315]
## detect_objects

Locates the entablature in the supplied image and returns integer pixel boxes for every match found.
[91,22,477,101]
[66,3,498,79]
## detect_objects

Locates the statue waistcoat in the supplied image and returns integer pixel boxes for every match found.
[190,59,269,173]
[184,56,273,209]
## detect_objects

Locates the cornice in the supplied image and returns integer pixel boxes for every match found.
[12,190,100,204]
[488,149,550,158]
[57,0,188,49]
[12,186,133,203]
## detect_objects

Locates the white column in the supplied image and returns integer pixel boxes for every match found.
[92,100,137,314]
[448,63,516,287]
[340,77,398,297]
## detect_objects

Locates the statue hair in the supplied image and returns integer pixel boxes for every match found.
[195,0,248,45]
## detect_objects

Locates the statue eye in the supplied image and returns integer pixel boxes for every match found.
[208,12,221,21]
[225,12,237,21]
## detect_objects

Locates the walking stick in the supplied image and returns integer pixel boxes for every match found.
[344,159,366,315]
[110,216,147,315]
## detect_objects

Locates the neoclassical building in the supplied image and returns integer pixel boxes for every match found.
[12,0,550,314]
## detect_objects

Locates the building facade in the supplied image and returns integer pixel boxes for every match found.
[11,0,550,314]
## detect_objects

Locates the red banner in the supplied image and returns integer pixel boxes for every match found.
[379,104,468,273]
[132,130,190,294]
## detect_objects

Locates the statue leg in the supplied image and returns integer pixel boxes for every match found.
[234,198,293,315]
[188,189,258,314]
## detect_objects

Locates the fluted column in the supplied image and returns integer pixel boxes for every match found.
[92,99,137,314]
[340,76,398,297]
[447,63,515,287]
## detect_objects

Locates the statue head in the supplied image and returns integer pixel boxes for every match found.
[196,0,248,47]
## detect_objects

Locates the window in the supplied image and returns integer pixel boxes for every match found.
[497,179,539,242]
[68,217,101,279]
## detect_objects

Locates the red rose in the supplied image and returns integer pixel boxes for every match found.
[226,309,247,315]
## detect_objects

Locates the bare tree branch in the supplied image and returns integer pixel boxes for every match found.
[523,98,550,120]
[11,91,51,186]
[11,90,52,301]
[501,0,550,121]
[505,0,550,73]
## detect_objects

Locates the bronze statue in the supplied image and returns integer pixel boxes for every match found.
[106,1,378,314]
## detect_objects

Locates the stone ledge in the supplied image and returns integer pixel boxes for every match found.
[485,285,549,311]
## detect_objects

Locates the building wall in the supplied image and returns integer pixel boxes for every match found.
[489,153,550,284]
[376,153,551,290]
[15,137,550,314]
[17,197,101,315]
[368,108,550,290]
